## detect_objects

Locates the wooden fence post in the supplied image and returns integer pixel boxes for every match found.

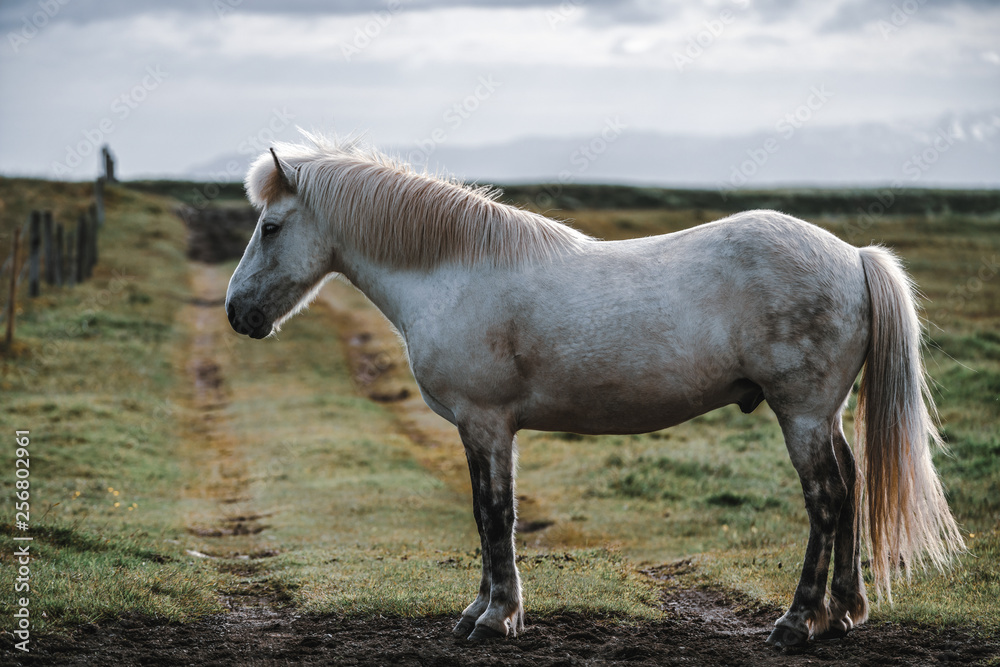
[43,210,55,285]
[101,145,116,183]
[28,211,40,298]
[94,177,105,227]
[89,204,99,268]
[83,214,93,281]
[54,222,64,287]
[75,215,87,285]
[66,229,76,288]
[4,227,20,347]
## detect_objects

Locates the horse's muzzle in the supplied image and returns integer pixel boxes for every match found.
[227,303,270,339]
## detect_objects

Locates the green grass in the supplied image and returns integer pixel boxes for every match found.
[516,405,806,562]
[0,180,224,631]
[0,522,220,626]
[1,177,997,636]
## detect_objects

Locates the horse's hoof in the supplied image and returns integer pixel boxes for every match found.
[467,624,506,641]
[766,625,809,648]
[814,621,850,641]
[452,616,476,638]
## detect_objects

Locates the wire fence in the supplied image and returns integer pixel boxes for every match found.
[1,177,107,345]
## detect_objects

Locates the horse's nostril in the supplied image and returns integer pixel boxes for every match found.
[247,309,265,328]
[227,304,236,326]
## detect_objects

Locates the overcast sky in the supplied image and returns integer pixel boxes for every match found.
[1,0,998,179]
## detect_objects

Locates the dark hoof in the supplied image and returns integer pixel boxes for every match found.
[467,624,506,642]
[452,616,476,638]
[766,625,809,648]
[814,621,850,641]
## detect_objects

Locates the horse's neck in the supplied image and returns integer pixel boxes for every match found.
[328,194,480,337]
[337,252,433,338]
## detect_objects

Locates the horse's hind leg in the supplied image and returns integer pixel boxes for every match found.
[452,452,492,638]
[457,418,523,640]
[820,424,868,640]
[767,412,847,648]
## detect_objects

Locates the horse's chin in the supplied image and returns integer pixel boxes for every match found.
[249,311,281,338]
[248,326,273,340]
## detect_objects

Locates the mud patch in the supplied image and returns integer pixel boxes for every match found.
[21,601,999,667]
[187,523,270,538]
[370,387,411,403]
[517,519,556,534]
[192,359,224,392]
[189,296,227,308]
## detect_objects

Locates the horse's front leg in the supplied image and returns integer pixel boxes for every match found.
[457,420,523,640]
[452,452,492,638]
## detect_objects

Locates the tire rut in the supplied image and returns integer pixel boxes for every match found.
[175,263,280,608]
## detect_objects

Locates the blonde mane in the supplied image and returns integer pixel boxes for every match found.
[245,132,591,270]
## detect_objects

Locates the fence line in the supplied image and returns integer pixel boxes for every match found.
[0,177,105,341]
[0,218,29,279]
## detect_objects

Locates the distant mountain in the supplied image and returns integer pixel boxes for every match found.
[186,111,1000,189]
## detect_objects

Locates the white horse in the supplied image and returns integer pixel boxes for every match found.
[225,134,963,647]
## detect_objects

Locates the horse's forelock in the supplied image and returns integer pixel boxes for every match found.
[259,168,293,206]
[245,151,276,208]
[245,151,295,208]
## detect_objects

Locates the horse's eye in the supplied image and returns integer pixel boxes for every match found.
[261,223,280,238]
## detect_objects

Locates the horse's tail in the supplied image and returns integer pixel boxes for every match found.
[856,246,964,601]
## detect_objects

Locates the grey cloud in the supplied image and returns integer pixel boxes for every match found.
[0,0,788,31]
[820,0,1000,33]
[0,0,595,30]
[3,0,997,32]
[581,1,683,25]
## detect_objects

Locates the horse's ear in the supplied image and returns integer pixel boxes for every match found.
[270,148,297,194]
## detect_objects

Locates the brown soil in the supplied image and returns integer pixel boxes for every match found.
[175,264,271,550]
[14,588,998,666]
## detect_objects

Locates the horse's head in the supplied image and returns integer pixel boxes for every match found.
[226,148,334,339]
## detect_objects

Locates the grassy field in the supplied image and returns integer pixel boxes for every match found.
[0,180,223,628]
[1,178,997,638]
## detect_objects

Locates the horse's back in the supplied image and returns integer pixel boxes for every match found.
[540,209,867,347]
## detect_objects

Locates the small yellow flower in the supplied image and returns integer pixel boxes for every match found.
[107,487,114,493]
[74,491,81,497]
[114,502,120,508]
[113,491,120,497]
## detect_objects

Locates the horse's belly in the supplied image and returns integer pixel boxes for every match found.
[518,375,750,435]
